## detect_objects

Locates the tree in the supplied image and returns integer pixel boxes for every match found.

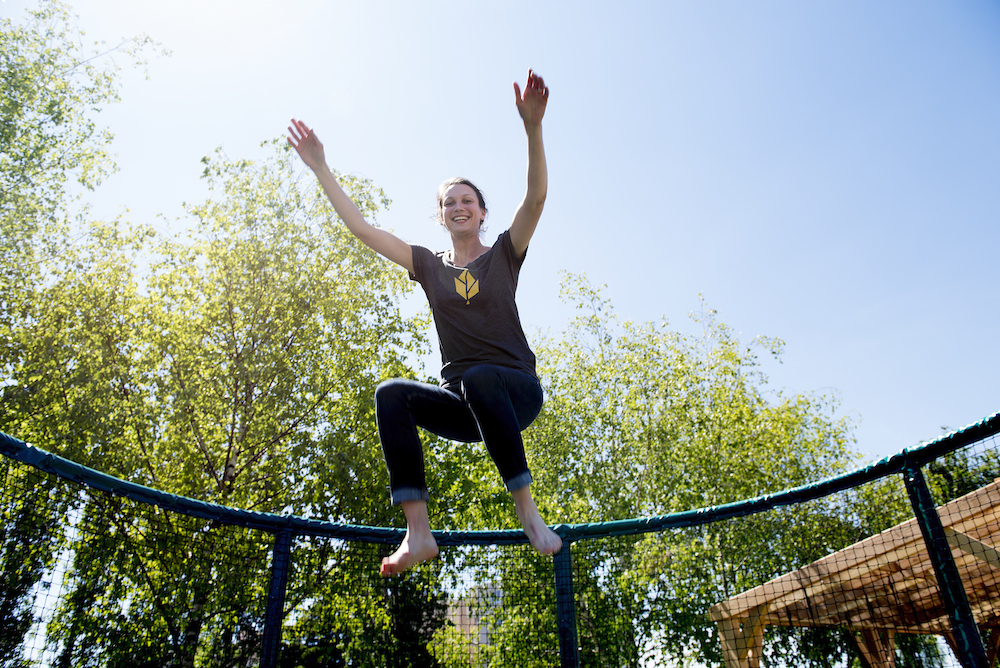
[0,8,449,662]
[0,464,67,668]
[427,274,868,667]
[512,274,972,667]
[3,138,431,665]
[1,4,158,665]
[0,0,158,326]
[2,5,975,664]
[414,274,871,666]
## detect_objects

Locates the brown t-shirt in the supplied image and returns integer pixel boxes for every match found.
[410,230,536,391]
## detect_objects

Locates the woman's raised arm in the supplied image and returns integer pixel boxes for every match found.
[287,119,414,274]
[508,70,549,259]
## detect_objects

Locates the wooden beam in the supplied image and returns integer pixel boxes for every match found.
[715,542,940,629]
[710,479,1000,625]
[854,628,895,668]
[944,527,1000,569]
[718,603,768,668]
[710,539,928,622]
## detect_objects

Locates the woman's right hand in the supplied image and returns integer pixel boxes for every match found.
[287,118,326,171]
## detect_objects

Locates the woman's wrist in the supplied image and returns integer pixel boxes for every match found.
[523,122,543,141]
[313,161,336,181]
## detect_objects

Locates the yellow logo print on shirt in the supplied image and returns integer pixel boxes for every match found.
[455,269,479,305]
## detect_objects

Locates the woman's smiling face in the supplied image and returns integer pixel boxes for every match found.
[440,183,484,236]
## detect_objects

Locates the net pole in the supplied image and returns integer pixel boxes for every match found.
[553,540,580,667]
[903,462,988,668]
[261,528,294,668]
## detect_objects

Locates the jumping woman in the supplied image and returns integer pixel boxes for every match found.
[287,69,561,576]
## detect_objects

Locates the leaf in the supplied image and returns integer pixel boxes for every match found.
[454,269,479,305]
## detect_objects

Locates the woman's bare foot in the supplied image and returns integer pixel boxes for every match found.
[380,529,439,576]
[380,500,439,577]
[512,485,562,555]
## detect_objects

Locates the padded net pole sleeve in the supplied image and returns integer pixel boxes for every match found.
[261,528,294,668]
[903,463,988,668]
[553,540,580,668]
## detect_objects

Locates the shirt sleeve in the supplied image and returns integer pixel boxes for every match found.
[409,245,433,283]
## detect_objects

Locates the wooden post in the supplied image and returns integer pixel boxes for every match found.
[853,629,896,668]
[717,603,768,668]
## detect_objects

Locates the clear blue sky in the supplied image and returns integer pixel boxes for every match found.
[5,0,999,461]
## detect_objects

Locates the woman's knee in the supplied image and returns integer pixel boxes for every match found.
[376,378,402,398]
[377,377,421,400]
[375,378,413,420]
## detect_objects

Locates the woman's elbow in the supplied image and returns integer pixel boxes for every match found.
[528,189,547,211]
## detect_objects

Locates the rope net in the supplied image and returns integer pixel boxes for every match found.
[2,418,998,667]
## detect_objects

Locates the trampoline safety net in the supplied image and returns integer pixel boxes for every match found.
[2,413,999,668]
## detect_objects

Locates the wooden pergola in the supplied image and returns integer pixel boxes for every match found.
[709,478,1000,667]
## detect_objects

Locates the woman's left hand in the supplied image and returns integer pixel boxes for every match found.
[513,69,549,126]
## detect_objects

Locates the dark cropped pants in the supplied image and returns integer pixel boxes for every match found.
[374,364,543,504]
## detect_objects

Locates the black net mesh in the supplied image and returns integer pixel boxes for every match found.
[1,458,272,667]
[2,428,999,667]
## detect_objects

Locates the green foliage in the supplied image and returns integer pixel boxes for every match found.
[284,542,447,667]
[1,137,429,665]
[433,273,872,666]
[419,274,889,667]
[0,0,160,319]
[529,273,858,523]
[1,6,438,660]
[0,5,161,665]
[0,464,68,668]
[134,141,424,514]
[893,632,948,668]
[40,492,272,668]
[3,216,158,475]
[428,546,559,668]
[4,139,425,510]
[925,446,1000,506]
[2,4,985,662]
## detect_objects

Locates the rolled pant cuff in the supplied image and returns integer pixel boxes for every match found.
[390,486,430,505]
[505,470,533,493]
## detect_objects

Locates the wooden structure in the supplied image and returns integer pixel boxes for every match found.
[709,479,1000,667]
